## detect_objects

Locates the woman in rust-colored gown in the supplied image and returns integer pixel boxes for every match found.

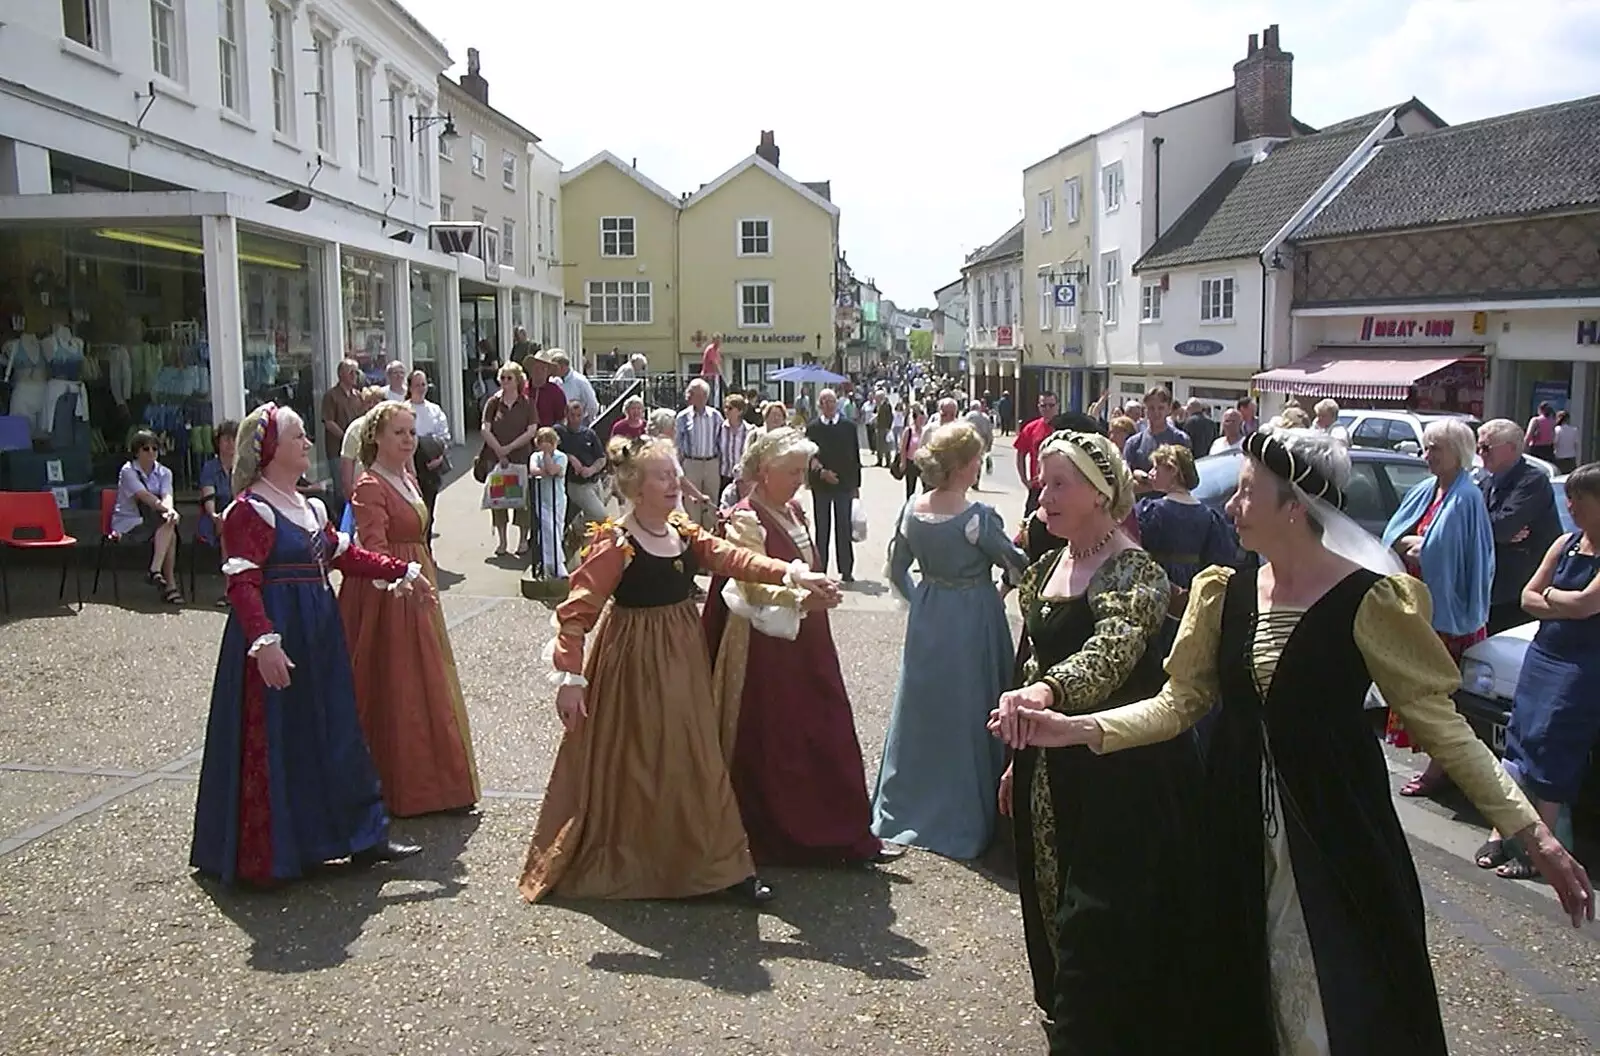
[340,402,479,817]
[520,434,841,904]
[703,428,893,867]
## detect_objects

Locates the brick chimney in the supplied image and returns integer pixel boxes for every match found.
[756,130,780,168]
[1232,24,1292,145]
[459,47,488,106]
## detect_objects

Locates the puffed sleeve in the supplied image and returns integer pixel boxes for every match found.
[1038,549,1170,714]
[349,474,393,557]
[726,508,806,609]
[550,527,630,675]
[1356,574,1540,836]
[974,504,1029,584]
[679,514,798,585]
[220,499,279,655]
[1093,565,1230,751]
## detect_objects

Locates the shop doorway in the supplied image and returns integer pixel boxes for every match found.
[460,293,499,424]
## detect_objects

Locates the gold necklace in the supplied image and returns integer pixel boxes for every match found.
[1065,526,1116,560]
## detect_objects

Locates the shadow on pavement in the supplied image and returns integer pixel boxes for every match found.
[556,866,927,994]
[841,579,889,597]
[196,811,481,973]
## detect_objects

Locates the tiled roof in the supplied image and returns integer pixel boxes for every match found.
[965,220,1024,267]
[1136,126,1372,271]
[1297,93,1600,240]
[803,181,832,201]
[1312,97,1445,135]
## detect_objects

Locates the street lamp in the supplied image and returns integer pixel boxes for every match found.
[408,111,459,143]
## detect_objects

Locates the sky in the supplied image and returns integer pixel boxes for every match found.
[400,0,1600,310]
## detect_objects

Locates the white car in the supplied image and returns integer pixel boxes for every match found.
[1335,409,1558,478]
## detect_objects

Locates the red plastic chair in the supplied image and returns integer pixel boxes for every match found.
[0,491,81,613]
[91,488,121,601]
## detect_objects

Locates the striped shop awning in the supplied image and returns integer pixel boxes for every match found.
[1252,348,1483,400]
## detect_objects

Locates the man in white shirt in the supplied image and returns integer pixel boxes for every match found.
[922,397,960,445]
[1210,408,1246,454]
[674,378,724,533]
[548,348,599,427]
[383,361,408,403]
[613,353,648,382]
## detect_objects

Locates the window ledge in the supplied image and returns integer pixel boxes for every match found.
[59,38,120,74]
[317,154,342,170]
[152,77,197,109]
[358,170,380,186]
[1140,318,1163,326]
[1199,317,1236,326]
[738,323,775,331]
[218,108,254,132]
[272,131,302,152]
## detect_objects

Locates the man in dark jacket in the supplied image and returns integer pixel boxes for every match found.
[1477,419,1562,635]
[806,388,862,581]
[1181,398,1219,458]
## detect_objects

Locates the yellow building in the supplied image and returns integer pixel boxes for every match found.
[561,133,839,391]
[1021,134,1099,413]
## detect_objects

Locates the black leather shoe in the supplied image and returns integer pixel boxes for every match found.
[351,840,421,867]
[871,841,908,864]
[725,876,775,904]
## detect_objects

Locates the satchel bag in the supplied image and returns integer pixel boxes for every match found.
[474,394,503,483]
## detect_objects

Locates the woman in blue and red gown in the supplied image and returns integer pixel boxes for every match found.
[190,404,433,887]
[703,427,896,867]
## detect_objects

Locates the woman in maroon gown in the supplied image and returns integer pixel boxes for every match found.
[703,428,900,866]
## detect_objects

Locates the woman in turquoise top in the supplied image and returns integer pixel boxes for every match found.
[872,422,1029,860]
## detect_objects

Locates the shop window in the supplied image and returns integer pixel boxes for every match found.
[238,229,326,474]
[0,223,224,498]
[340,251,395,385]
[63,0,107,52]
[409,267,451,421]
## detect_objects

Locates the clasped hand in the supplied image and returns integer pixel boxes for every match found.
[393,575,437,606]
[796,570,842,607]
[989,682,1087,750]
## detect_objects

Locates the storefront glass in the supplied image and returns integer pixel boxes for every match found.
[409,266,454,422]
[341,250,396,385]
[238,228,326,472]
[0,223,209,497]
[460,293,498,425]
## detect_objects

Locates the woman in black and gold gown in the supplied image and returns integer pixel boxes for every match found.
[1002,430,1206,1055]
[995,428,1593,1056]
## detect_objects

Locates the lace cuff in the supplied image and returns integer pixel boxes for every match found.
[380,561,424,592]
[221,557,260,576]
[247,633,282,657]
[333,532,352,559]
[781,559,810,588]
[549,670,589,688]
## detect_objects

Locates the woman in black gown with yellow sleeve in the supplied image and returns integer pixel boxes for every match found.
[1004,430,1207,1055]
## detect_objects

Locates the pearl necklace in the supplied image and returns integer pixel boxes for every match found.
[1064,526,1116,561]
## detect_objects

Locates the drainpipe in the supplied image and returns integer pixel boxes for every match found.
[1151,137,1165,239]
[1259,255,1270,373]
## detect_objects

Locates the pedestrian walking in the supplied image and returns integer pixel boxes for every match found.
[805,389,862,582]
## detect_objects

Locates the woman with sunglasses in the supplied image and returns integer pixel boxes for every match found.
[111,430,182,604]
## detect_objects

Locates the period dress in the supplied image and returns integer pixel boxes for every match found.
[1504,533,1600,806]
[520,514,799,901]
[702,498,881,866]
[339,467,479,817]
[1092,566,1540,1056]
[190,492,415,885]
[1011,547,1206,1054]
[872,500,1029,860]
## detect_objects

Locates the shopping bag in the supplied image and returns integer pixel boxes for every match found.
[481,463,529,510]
[851,497,868,542]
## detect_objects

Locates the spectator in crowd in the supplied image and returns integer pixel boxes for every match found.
[1525,401,1559,463]
[1477,418,1561,635]
[319,358,366,518]
[1123,386,1192,476]
[1014,391,1061,515]
[720,393,755,494]
[1122,400,1146,429]
[1383,418,1495,797]
[1237,395,1260,435]
[548,349,599,428]
[965,399,995,479]
[407,370,450,545]
[1272,407,1312,430]
[900,403,928,498]
[197,418,239,606]
[482,363,537,558]
[1180,398,1218,456]
[996,390,1014,435]
[1312,399,1348,442]
[610,395,648,441]
[651,408,702,514]
[383,360,408,403]
[675,378,725,532]
[874,393,895,468]
[522,350,568,428]
[337,387,388,537]
[114,429,183,605]
[805,389,863,582]
[529,427,570,581]
[1554,409,1580,473]
[1107,415,1137,452]
[613,352,648,381]
[511,326,535,361]
[1210,408,1246,454]
[557,399,609,530]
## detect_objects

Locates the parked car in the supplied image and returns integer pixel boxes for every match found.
[1447,475,1598,813]
[1335,409,1558,478]
[1192,446,1433,538]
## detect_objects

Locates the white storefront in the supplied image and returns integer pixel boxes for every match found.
[0,0,476,500]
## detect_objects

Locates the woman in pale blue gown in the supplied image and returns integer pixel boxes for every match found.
[872,422,1029,859]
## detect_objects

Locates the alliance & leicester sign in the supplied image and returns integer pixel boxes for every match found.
[717,333,809,346]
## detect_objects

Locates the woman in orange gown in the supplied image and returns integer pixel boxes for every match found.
[339,401,479,817]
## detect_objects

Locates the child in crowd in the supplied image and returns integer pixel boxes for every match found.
[530,427,569,579]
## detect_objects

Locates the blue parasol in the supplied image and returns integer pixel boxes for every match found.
[770,364,848,385]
